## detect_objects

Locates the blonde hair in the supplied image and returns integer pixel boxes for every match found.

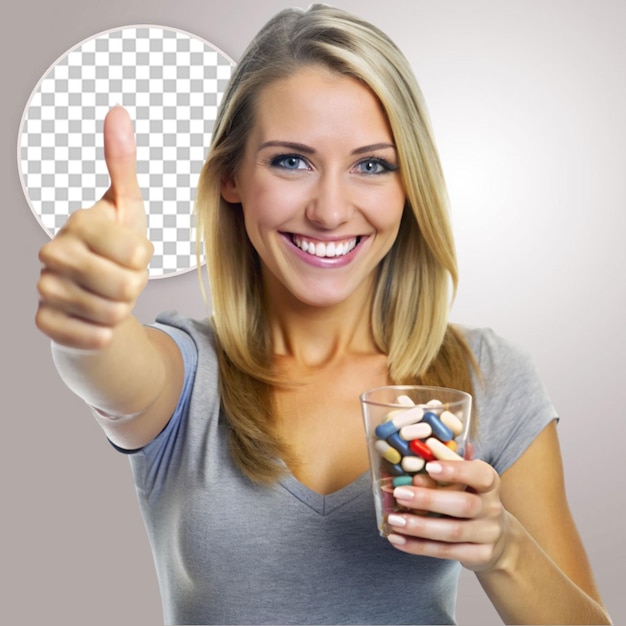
[196,4,477,483]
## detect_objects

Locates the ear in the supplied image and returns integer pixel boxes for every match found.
[220,175,242,203]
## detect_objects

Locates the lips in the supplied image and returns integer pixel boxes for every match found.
[290,234,360,258]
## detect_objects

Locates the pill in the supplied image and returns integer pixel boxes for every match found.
[374,439,402,465]
[384,462,405,476]
[446,439,458,452]
[401,455,426,473]
[426,399,443,414]
[399,422,432,441]
[440,410,463,436]
[392,475,413,487]
[422,412,454,442]
[382,408,407,422]
[386,432,413,457]
[397,395,415,406]
[391,405,424,428]
[426,437,463,461]
[409,438,436,461]
[375,420,399,439]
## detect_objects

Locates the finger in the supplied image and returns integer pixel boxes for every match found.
[102,106,146,231]
[386,533,499,569]
[47,209,153,272]
[38,268,131,327]
[40,234,149,303]
[387,512,500,545]
[36,303,113,350]
[424,459,499,495]
[103,106,141,202]
[393,484,484,519]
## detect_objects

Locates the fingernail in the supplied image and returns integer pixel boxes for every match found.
[393,487,414,500]
[426,462,443,474]
[387,533,407,546]
[387,514,406,527]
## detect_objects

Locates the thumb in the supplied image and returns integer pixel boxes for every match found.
[102,106,145,229]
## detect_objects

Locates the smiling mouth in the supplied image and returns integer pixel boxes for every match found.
[290,235,361,258]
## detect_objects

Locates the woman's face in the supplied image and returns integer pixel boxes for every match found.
[221,65,406,310]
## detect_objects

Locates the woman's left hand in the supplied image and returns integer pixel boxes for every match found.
[386,459,511,572]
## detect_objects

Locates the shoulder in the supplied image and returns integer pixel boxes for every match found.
[454,325,558,472]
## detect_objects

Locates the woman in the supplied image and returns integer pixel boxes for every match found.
[35,4,611,624]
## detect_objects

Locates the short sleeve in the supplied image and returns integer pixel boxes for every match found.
[466,328,558,475]
[115,320,199,496]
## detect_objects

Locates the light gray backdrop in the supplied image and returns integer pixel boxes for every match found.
[4,1,624,624]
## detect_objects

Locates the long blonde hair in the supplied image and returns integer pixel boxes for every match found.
[196,4,477,484]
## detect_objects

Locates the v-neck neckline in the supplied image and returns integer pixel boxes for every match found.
[278,471,370,516]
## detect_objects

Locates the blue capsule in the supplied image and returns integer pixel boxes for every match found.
[422,411,454,442]
[375,420,399,439]
[386,432,413,457]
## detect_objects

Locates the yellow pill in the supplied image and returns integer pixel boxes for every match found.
[374,439,402,464]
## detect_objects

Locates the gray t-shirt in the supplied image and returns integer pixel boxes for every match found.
[120,310,557,625]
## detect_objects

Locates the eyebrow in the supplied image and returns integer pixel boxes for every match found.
[257,140,396,155]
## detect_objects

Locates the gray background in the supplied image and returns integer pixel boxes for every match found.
[3,0,624,624]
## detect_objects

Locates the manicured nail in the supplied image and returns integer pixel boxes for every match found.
[387,533,407,546]
[393,487,414,500]
[387,514,406,527]
[426,462,443,474]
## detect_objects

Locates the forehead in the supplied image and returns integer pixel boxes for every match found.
[249,65,394,143]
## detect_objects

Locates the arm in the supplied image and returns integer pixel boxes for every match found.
[386,423,612,624]
[36,106,183,449]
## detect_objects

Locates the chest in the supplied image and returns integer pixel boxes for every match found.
[273,356,390,494]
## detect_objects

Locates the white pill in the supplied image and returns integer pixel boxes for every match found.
[397,395,415,406]
[383,409,406,422]
[399,422,432,441]
[425,399,444,415]
[425,437,463,461]
[391,405,424,428]
[402,456,425,473]
[440,410,463,436]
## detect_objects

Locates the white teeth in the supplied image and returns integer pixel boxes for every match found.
[292,236,358,258]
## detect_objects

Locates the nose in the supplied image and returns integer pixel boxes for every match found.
[305,172,353,229]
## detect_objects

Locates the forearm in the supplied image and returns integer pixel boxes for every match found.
[51,315,165,418]
[477,513,612,625]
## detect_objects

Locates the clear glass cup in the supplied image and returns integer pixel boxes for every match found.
[360,385,473,536]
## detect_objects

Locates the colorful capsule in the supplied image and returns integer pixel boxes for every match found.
[396,395,415,406]
[391,405,424,429]
[386,432,413,457]
[374,439,402,465]
[440,410,464,436]
[401,455,426,473]
[421,411,454,442]
[426,437,463,461]
[399,422,432,441]
[409,438,436,461]
[392,475,414,487]
[375,420,399,439]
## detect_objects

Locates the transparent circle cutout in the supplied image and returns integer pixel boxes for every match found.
[18,25,235,279]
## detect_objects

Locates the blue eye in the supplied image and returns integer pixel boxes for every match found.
[271,154,308,170]
[355,158,398,175]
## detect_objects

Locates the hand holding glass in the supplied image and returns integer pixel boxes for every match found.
[360,385,472,536]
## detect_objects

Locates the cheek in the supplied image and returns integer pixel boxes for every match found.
[242,183,305,229]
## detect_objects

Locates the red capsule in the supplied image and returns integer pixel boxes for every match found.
[408,438,436,461]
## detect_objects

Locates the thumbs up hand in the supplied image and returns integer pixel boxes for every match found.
[36,107,154,350]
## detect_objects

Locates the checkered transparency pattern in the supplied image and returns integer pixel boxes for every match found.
[18,25,235,278]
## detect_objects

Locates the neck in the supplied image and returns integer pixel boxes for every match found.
[267,288,380,370]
